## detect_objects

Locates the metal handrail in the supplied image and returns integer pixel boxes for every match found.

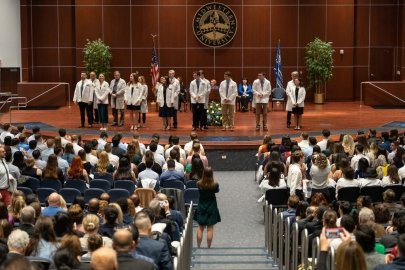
[278,213,284,270]
[311,237,320,270]
[360,81,405,106]
[272,208,279,267]
[24,82,71,108]
[327,246,336,270]
[267,204,273,258]
[301,229,309,269]
[291,222,299,270]
[284,217,291,270]
[0,96,28,124]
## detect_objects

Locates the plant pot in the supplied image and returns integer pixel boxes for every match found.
[314,93,324,104]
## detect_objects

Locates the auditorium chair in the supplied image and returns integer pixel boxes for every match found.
[40,180,61,192]
[17,186,33,197]
[184,188,199,207]
[185,180,197,189]
[108,188,130,202]
[93,172,114,187]
[84,188,105,204]
[26,256,52,270]
[114,180,136,194]
[59,188,81,205]
[89,179,111,192]
[337,186,360,204]
[270,87,286,111]
[360,186,384,203]
[36,188,57,205]
[19,176,40,193]
[135,188,156,208]
[161,180,185,190]
[265,188,290,209]
[311,187,336,203]
[64,179,88,194]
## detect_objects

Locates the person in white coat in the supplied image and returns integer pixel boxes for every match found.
[89,71,99,124]
[157,76,174,130]
[200,70,211,130]
[189,71,208,131]
[290,78,306,130]
[252,72,271,131]
[73,72,94,128]
[219,71,238,131]
[286,71,299,128]
[138,75,148,128]
[168,70,180,129]
[125,73,143,130]
[94,74,110,131]
[110,71,126,126]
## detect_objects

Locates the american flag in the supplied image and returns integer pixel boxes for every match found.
[150,47,160,89]
[274,40,283,89]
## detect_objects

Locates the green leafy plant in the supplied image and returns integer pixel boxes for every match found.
[305,37,334,94]
[207,101,222,126]
[83,39,112,79]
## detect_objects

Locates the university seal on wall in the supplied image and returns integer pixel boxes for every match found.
[193,2,237,47]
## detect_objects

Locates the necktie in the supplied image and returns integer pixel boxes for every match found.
[260,80,264,90]
[80,80,84,97]
[226,80,229,97]
[113,80,118,93]
[1,160,9,186]
[196,80,200,91]
[131,87,134,97]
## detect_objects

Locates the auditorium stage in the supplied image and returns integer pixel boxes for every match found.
[2,101,404,149]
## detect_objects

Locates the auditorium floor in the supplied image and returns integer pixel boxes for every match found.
[3,101,404,147]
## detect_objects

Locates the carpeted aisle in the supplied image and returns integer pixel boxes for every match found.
[192,171,276,270]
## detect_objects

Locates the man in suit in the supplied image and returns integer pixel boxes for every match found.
[189,71,208,131]
[89,71,99,124]
[73,72,94,128]
[286,71,299,128]
[168,70,180,129]
[200,70,211,130]
[134,213,173,270]
[252,72,272,131]
[110,70,126,126]
[113,228,155,270]
[18,206,35,238]
[6,229,30,261]
[219,71,238,131]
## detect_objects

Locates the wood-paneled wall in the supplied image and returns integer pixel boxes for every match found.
[20,0,404,101]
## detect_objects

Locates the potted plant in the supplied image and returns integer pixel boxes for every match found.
[305,37,334,104]
[83,38,112,79]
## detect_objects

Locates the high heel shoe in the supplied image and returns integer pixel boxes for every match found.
[130,125,134,130]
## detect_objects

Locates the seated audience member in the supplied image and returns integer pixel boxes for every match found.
[95,151,115,174]
[310,153,332,189]
[374,154,389,178]
[398,153,405,180]
[310,192,328,207]
[21,157,42,180]
[357,195,373,211]
[6,229,29,261]
[43,154,65,184]
[330,214,356,251]
[67,156,90,183]
[336,201,352,226]
[32,149,47,171]
[105,143,119,168]
[184,132,205,156]
[166,196,184,231]
[373,204,391,226]
[382,189,403,215]
[162,149,185,174]
[134,212,173,270]
[2,256,33,270]
[90,247,118,270]
[137,151,162,175]
[137,154,160,192]
[78,149,93,175]
[382,165,401,186]
[374,234,405,270]
[82,234,103,258]
[53,247,82,270]
[12,151,26,171]
[54,211,76,238]
[111,135,126,159]
[358,207,386,238]
[126,142,143,166]
[306,206,328,235]
[380,211,405,249]
[351,144,370,171]
[355,157,370,179]
[27,216,59,260]
[130,194,143,213]
[359,167,383,187]
[186,143,208,167]
[335,167,360,194]
[287,150,305,199]
[42,193,66,217]
[116,198,133,225]
[41,138,54,162]
[80,214,112,250]
[84,143,98,166]
[295,201,309,221]
[55,147,70,174]
[68,204,85,235]
[99,205,120,238]
[259,166,287,194]
[281,195,300,224]
[185,155,204,180]
[18,206,36,238]
[160,159,185,185]
[148,142,166,167]
[112,228,155,270]
[62,143,75,165]
[354,224,385,269]
[149,198,178,242]
[113,157,136,181]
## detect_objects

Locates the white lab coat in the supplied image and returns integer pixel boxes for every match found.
[125,83,144,106]
[169,77,180,110]
[94,81,110,104]
[73,79,93,103]
[285,80,295,111]
[252,78,271,104]
[219,79,238,105]
[189,79,208,104]
[156,84,175,108]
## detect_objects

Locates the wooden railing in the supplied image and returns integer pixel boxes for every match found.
[360,81,405,106]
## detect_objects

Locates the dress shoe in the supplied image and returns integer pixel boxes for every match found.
[263,127,268,131]
[111,122,118,126]
[256,126,260,131]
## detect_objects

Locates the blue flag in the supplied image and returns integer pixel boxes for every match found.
[274,40,283,89]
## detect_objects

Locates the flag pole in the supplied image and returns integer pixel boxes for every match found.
[150,34,158,107]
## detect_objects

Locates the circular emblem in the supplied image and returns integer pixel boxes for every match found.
[193,2,237,47]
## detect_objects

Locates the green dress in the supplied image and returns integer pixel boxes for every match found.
[194,184,221,226]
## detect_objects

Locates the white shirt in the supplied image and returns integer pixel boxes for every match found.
[35,159,47,170]
[162,160,184,174]
[73,143,84,155]
[97,138,107,152]
[165,145,186,161]
[86,153,98,166]
[0,159,10,189]
[61,137,71,148]
[0,131,14,143]
[153,152,166,167]
[317,138,329,152]
[350,153,370,171]
[184,141,205,156]
[147,144,165,157]
[398,166,405,181]
[259,177,287,193]
[335,178,360,194]
[387,150,396,163]
[108,153,119,168]
[298,140,310,153]
[310,164,331,189]
[358,177,382,188]
[287,163,303,196]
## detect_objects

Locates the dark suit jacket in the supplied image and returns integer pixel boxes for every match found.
[18,223,35,238]
[117,252,154,270]
[136,235,173,270]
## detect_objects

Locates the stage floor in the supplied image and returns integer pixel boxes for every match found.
[2,101,404,148]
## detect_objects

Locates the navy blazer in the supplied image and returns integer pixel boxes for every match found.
[238,84,252,97]
[136,235,173,270]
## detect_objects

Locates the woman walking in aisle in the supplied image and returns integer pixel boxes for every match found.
[195,166,221,248]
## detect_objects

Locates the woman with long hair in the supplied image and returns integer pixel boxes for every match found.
[125,72,142,130]
[62,143,75,165]
[95,73,110,131]
[186,156,204,181]
[67,156,89,183]
[9,194,26,224]
[342,134,355,156]
[156,76,174,130]
[113,157,136,181]
[127,142,142,166]
[94,151,115,174]
[12,151,26,171]
[27,216,59,260]
[259,165,287,194]
[356,134,370,153]
[195,167,221,248]
[382,164,401,186]
[310,153,331,189]
[42,154,64,184]
[21,157,42,180]
[138,75,148,128]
